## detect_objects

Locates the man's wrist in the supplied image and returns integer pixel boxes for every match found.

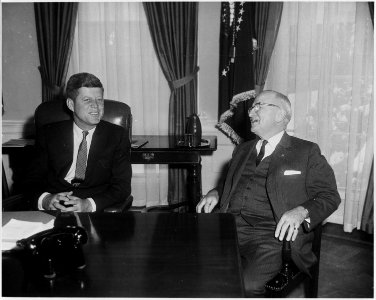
[87,198,96,212]
[42,194,52,210]
[298,206,310,221]
[303,207,309,219]
[38,192,51,210]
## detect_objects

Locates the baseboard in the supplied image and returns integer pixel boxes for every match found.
[322,223,373,246]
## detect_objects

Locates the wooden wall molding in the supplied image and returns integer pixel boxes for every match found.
[2,120,34,142]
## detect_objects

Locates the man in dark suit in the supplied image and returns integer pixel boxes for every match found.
[25,73,132,212]
[197,90,340,296]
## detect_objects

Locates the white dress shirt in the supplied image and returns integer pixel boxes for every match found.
[255,130,284,161]
[38,123,97,211]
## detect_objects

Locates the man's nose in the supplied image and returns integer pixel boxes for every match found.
[91,100,100,108]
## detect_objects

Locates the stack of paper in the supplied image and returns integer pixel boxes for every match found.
[2,219,55,251]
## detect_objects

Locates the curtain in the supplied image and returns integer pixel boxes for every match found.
[34,3,78,102]
[143,3,199,209]
[253,2,283,94]
[360,3,374,234]
[265,2,374,232]
[361,160,373,233]
[216,2,257,145]
[67,2,170,208]
[369,2,374,26]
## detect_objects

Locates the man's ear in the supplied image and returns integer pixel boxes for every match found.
[275,109,285,123]
[66,98,74,112]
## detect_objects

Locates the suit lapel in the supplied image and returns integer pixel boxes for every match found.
[59,122,74,178]
[268,133,292,176]
[230,142,256,188]
[221,140,258,210]
[267,132,293,219]
[85,122,106,181]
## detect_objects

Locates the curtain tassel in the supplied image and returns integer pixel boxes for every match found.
[168,66,200,91]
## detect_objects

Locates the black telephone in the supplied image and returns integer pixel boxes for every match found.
[17,225,88,279]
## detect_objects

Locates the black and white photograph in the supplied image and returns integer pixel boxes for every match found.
[2,1,373,298]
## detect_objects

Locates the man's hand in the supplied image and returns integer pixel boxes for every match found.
[196,189,219,213]
[42,191,74,210]
[275,206,308,242]
[60,194,93,212]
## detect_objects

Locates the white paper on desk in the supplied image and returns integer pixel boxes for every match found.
[2,219,55,251]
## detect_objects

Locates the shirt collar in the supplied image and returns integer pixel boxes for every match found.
[73,122,96,138]
[261,130,285,150]
[267,130,284,148]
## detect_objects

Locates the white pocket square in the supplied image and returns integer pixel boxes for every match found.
[284,170,301,175]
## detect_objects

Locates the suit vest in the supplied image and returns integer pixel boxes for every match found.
[228,147,275,225]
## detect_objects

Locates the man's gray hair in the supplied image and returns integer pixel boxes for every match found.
[277,92,292,123]
[261,90,292,124]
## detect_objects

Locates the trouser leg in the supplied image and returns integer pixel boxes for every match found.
[236,216,283,297]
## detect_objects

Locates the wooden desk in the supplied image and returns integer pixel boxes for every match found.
[131,135,217,211]
[2,135,217,211]
[2,211,244,297]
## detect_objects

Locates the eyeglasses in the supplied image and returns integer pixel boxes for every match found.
[248,102,280,113]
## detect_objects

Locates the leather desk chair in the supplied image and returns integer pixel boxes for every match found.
[143,201,190,212]
[265,223,323,297]
[3,99,133,213]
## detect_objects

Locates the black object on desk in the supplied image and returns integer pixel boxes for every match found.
[131,139,149,149]
[16,225,88,279]
[2,211,244,297]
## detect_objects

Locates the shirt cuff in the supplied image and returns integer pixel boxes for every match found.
[87,198,96,212]
[38,192,50,210]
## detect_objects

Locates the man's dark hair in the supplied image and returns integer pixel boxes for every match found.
[66,72,104,100]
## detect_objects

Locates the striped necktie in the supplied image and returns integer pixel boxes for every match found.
[73,131,89,186]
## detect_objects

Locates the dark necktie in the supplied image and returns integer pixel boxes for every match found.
[73,131,89,186]
[256,140,268,166]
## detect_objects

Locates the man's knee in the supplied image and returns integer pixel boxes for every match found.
[244,279,267,297]
[240,249,282,297]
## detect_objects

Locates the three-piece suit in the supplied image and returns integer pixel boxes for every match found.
[216,132,340,291]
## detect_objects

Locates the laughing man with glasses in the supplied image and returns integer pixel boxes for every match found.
[197,90,340,297]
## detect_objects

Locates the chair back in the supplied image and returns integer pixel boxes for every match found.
[34,99,132,141]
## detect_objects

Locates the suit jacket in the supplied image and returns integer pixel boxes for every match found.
[25,120,132,212]
[218,132,340,274]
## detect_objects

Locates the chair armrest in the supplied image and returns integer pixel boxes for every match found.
[2,194,31,211]
[103,195,133,213]
[143,201,190,212]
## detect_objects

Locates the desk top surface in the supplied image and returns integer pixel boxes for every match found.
[131,135,217,151]
[3,135,217,152]
[2,211,244,297]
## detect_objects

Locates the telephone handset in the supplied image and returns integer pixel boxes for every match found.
[17,225,88,278]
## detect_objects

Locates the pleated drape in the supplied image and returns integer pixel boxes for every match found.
[361,160,373,233]
[34,3,78,102]
[265,2,374,232]
[143,3,199,209]
[360,3,374,234]
[254,2,283,94]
